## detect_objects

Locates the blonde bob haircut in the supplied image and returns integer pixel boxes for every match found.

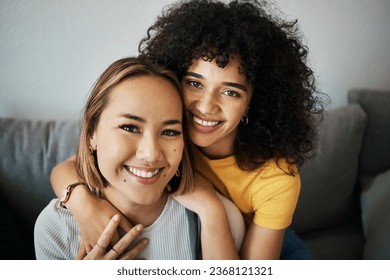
[76,56,193,196]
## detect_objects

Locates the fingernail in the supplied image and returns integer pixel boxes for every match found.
[113,214,120,221]
[136,224,144,231]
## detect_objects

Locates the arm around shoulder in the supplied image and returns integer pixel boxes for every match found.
[174,173,239,259]
[240,223,285,260]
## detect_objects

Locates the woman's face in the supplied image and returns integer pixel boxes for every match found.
[90,75,184,206]
[182,56,253,158]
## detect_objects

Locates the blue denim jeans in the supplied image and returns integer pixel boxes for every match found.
[280,228,312,260]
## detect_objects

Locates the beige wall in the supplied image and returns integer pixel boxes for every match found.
[1,0,389,120]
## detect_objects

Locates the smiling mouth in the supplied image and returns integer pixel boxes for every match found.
[127,167,161,179]
[193,115,220,127]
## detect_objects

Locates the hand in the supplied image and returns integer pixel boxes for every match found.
[70,188,133,253]
[173,172,221,216]
[76,214,149,260]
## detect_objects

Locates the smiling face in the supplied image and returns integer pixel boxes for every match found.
[90,75,184,208]
[182,56,253,158]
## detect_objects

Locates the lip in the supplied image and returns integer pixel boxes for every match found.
[190,114,221,133]
[125,166,162,185]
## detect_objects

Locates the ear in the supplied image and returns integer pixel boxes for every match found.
[90,132,97,150]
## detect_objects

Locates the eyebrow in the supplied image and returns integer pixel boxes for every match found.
[118,113,182,125]
[184,71,249,92]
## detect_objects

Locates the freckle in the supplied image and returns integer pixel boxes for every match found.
[173,149,176,152]
[123,179,126,182]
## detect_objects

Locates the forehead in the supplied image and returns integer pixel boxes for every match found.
[187,56,249,84]
[103,75,183,119]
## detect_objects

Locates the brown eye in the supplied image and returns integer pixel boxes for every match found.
[222,90,240,97]
[185,80,203,89]
[119,124,139,133]
[162,129,182,137]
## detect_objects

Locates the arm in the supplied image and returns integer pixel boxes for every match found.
[50,156,132,252]
[240,223,285,259]
[173,173,239,260]
[77,215,149,260]
[239,162,300,259]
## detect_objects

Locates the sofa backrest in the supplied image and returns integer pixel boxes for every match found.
[348,89,390,259]
[0,117,80,250]
[292,104,367,233]
[348,89,390,185]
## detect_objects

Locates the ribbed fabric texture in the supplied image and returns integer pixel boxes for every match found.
[34,196,196,260]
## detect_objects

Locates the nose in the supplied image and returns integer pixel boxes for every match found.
[136,133,162,163]
[194,91,218,116]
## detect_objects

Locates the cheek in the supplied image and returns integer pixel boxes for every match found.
[97,136,133,165]
[230,100,250,119]
[168,143,184,167]
[183,92,195,108]
[226,107,244,122]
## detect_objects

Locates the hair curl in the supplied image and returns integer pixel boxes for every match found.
[139,0,328,173]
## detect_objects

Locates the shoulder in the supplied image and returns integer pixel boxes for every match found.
[34,199,78,259]
[250,159,301,200]
[256,159,300,185]
[35,199,68,229]
[35,199,74,229]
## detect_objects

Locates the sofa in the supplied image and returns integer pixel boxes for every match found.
[291,89,390,259]
[1,89,389,260]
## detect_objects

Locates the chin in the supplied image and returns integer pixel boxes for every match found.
[132,190,167,205]
[189,133,212,147]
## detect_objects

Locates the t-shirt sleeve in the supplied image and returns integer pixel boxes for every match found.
[251,170,301,230]
[34,199,76,259]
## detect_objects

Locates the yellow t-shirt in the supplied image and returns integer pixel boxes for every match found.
[193,149,300,230]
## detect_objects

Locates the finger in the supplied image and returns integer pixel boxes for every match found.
[110,224,143,257]
[119,215,133,232]
[76,238,87,260]
[106,247,120,260]
[105,224,144,260]
[96,214,121,250]
[109,217,133,248]
[115,224,147,260]
[85,244,94,255]
[120,238,149,260]
[109,232,120,249]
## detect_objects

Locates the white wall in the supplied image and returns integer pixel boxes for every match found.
[1,0,389,120]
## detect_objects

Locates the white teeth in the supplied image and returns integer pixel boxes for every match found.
[128,167,160,178]
[193,116,219,127]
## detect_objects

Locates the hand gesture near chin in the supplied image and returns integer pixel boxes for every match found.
[173,172,221,216]
[76,214,149,260]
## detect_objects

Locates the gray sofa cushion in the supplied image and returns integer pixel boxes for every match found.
[348,89,390,181]
[360,168,390,259]
[292,104,367,233]
[0,117,80,231]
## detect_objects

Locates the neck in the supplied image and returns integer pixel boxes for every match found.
[101,187,169,227]
[197,128,237,159]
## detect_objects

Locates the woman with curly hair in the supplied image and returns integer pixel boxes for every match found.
[50,0,327,259]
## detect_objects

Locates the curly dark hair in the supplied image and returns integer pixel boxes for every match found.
[139,0,328,173]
